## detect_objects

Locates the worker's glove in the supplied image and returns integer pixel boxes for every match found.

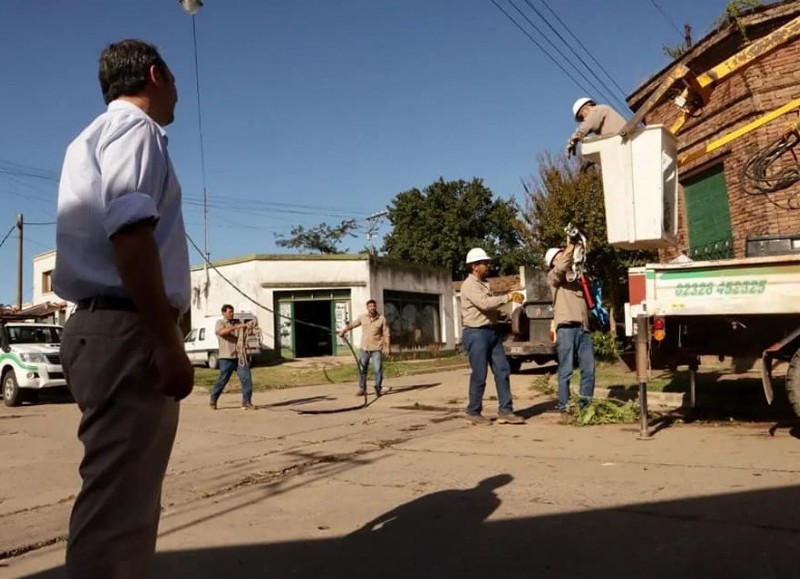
[566,137,579,157]
[507,292,524,304]
[565,224,582,242]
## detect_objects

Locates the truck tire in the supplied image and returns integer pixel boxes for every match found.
[207,351,219,370]
[2,369,22,407]
[785,349,800,417]
[508,358,523,374]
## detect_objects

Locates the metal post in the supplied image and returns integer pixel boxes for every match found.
[689,367,697,409]
[635,314,650,439]
[16,214,23,311]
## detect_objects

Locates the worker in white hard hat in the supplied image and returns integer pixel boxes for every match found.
[460,247,525,425]
[545,238,595,418]
[566,97,627,157]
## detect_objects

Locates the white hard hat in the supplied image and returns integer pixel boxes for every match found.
[545,247,562,268]
[465,247,491,265]
[572,97,595,121]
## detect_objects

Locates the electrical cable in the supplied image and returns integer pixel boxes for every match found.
[185,232,373,411]
[537,0,629,102]
[741,127,800,209]
[0,226,15,250]
[190,14,211,261]
[520,0,629,112]
[486,0,596,97]
[647,0,684,39]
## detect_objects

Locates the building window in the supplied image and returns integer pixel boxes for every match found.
[683,165,734,260]
[42,270,53,294]
[383,290,441,351]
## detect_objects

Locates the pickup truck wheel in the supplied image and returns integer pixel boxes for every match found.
[2,370,22,407]
[207,352,219,370]
[508,358,523,374]
[785,349,800,417]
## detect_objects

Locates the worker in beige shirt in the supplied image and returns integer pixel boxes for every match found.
[460,248,525,425]
[545,243,595,414]
[339,299,391,397]
[566,97,627,157]
[210,304,256,410]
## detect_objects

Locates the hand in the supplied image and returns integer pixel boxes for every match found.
[566,138,578,157]
[337,330,346,338]
[154,339,195,401]
[382,347,390,357]
[508,292,524,304]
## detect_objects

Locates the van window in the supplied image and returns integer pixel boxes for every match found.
[199,328,205,341]
[184,329,197,342]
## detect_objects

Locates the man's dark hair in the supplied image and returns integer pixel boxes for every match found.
[99,39,167,104]
[366,299,377,306]
[221,304,234,313]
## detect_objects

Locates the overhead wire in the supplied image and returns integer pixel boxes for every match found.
[534,0,630,108]
[647,0,685,39]
[487,0,596,97]
[0,226,15,250]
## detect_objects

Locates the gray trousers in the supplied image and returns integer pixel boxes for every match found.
[61,309,180,578]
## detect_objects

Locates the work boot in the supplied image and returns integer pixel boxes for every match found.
[356,389,366,397]
[465,413,492,426]
[375,388,382,398]
[209,399,217,410]
[496,412,525,425]
[241,403,258,411]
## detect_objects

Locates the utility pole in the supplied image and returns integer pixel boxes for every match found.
[684,24,693,49]
[365,210,388,255]
[16,214,23,310]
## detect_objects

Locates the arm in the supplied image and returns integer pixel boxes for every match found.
[217,323,247,337]
[338,318,361,338]
[382,320,391,355]
[461,279,510,312]
[570,107,606,142]
[547,244,575,288]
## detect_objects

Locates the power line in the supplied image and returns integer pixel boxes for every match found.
[0,225,15,250]
[487,0,595,97]
[25,221,56,226]
[535,0,630,107]
[648,0,684,38]
[190,13,211,263]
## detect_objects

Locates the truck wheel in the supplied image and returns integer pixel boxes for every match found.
[785,349,800,417]
[508,358,523,374]
[207,352,219,370]
[2,370,22,407]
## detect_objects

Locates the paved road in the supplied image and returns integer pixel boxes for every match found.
[2,367,800,578]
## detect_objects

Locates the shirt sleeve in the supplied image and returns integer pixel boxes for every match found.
[98,118,166,238]
[548,247,575,287]
[215,319,225,337]
[571,107,606,141]
[462,278,507,312]
[382,317,391,338]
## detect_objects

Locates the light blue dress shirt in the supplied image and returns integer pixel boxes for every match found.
[53,100,190,313]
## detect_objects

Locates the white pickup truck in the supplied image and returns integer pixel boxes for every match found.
[1,320,67,407]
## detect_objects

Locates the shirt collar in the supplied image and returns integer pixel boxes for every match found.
[107,99,168,139]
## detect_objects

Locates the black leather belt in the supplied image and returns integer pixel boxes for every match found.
[76,296,137,312]
[464,325,497,330]
[557,322,583,329]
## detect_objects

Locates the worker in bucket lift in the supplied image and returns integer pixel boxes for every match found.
[566,97,627,158]
[545,240,596,419]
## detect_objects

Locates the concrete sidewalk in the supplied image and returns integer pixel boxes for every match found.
[3,367,800,578]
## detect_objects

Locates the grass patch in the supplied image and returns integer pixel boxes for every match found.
[193,355,467,391]
[566,397,639,426]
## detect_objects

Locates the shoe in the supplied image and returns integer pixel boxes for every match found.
[496,412,525,425]
[356,389,366,397]
[374,388,382,398]
[465,413,492,426]
[209,400,217,410]
[241,403,258,410]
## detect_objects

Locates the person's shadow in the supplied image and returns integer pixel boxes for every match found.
[350,474,513,539]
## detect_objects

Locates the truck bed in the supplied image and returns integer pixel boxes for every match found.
[629,253,800,317]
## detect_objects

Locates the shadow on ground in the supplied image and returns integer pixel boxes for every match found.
[24,479,800,578]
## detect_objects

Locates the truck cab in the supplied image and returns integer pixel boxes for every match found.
[1,319,66,407]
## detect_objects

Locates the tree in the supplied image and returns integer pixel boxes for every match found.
[517,153,656,319]
[382,178,532,280]
[275,219,358,254]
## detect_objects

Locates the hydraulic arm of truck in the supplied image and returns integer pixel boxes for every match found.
[619,13,800,166]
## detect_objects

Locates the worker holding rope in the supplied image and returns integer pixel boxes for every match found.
[209,304,257,410]
[338,299,391,397]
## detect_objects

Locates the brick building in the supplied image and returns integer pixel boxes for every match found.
[627,1,800,260]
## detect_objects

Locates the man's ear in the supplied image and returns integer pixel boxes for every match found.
[149,64,167,87]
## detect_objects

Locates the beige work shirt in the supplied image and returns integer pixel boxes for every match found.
[547,247,590,331]
[354,313,390,351]
[460,273,508,328]
[215,318,239,359]
[571,104,627,142]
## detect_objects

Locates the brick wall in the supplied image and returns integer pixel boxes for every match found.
[628,4,800,260]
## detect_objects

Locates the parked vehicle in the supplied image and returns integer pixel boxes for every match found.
[501,270,557,373]
[184,313,261,369]
[1,318,67,407]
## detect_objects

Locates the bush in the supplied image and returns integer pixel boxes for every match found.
[592,331,619,362]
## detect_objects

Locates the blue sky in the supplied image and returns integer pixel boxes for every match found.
[0,0,735,305]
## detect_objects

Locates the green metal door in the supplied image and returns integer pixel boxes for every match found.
[684,166,734,259]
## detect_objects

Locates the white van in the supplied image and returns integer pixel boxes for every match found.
[184,313,261,369]
[1,320,67,407]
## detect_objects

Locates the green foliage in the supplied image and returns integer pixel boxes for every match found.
[592,331,620,363]
[566,397,639,426]
[662,42,690,60]
[714,0,764,40]
[517,153,657,314]
[275,219,358,254]
[382,177,534,280]
[529,373,556,396]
